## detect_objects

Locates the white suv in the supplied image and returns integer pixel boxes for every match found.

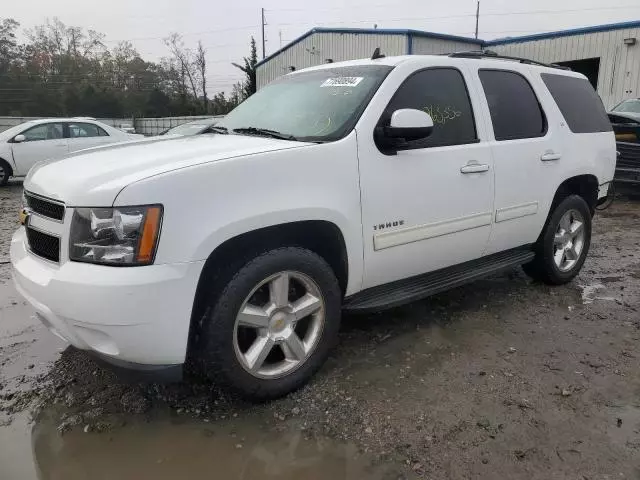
[11,53,615,400]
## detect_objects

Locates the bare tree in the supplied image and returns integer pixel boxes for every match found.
[195,41,207,113]
[164,33,198,100]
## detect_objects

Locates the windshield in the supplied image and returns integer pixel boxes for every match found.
[217,65,392,142]
[612,99,640,114]
[165,121,213,136]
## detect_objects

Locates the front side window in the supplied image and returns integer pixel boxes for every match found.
[217,65,393,142]
[479,70,546,141]
[20,123,64,142]
[381,68,477,149]
[68,122,108,138]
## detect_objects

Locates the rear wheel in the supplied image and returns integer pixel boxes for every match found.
[0,160,11,186]
[194,247,341,400]
[523,195,591,285]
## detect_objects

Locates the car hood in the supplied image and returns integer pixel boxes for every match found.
[25,134,311,206]
[609,111,640,123]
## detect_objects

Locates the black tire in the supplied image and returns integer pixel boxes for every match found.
[0,159,10,187]
[523,195,592,285]
[193,247,342,401]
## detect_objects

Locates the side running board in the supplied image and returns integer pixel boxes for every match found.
[343,247,535,313]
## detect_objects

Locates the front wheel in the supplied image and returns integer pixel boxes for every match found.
[0,160,10,187]
[523,195,592,285]
[194,247,342,400]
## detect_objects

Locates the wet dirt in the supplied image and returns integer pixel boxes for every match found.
[1,182,640,479]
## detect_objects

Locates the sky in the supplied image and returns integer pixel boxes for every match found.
[4,0,640,95]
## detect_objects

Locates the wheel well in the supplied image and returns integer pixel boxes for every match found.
[0,157,13,177]
[189,221,349,337]
[552,175,599,215]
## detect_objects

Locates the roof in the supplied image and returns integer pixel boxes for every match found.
[485,19,640,46]
[255,27,482,68]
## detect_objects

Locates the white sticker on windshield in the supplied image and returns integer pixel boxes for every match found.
[321,77,364,87]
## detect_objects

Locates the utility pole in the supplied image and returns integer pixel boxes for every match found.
[475,1,480,39]
[279,30,283,48]
[261,8,266,59]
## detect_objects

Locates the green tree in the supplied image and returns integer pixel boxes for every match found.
[232,37,257,100]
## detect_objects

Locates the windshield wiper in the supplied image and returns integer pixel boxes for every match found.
[232,127,297,141]
[209,126,229,134]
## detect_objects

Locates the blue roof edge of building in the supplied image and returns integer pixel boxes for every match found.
[485,19,640,46]
[255,20,640,68]
[255,27,482,68]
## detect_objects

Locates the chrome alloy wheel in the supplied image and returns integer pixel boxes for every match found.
[233,271,325,379]
[553,209,586,272]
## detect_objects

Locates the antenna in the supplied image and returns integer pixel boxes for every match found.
[371,47,385,60]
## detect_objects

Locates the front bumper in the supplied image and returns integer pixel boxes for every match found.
[11,227,204,368]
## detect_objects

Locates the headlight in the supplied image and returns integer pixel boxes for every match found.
[69,205,162,265]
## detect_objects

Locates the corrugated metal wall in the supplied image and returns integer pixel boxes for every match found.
[257,32,407,88]
[490,28,640,109]
[411,37,478,55]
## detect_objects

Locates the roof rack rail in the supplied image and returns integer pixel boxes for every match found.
[448,50,571,71]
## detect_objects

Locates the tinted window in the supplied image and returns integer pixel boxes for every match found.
[20,123,64,142]
[382,68,477,148]
[542,74,612,133]
[69,122,108,138]
[479,70,546,141]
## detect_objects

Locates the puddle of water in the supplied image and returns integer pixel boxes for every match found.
[579,283,617,305]
[30,414,406,480]
[0,412,39,480]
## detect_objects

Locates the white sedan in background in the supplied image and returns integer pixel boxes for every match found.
[0,118,143,186]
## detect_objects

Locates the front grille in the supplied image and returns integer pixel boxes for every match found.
[25,193,65,221]
[26,227,60,263]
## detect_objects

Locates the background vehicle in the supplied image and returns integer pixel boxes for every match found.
[161,118,219,136]
[118,123,137,134]
[11,53,615,400]
[0,118,143,186]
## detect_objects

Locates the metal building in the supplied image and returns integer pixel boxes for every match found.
[256,21,640,109]
[487,21,640,109]
[256,27,482,89]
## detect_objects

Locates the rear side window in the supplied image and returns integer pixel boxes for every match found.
[479,70,546,141]
[382,68,477,149]
[541,73,612,133]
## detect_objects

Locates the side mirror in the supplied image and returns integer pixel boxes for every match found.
[13,134,26,143]
[375,109,434,153]
[386,109,434,140]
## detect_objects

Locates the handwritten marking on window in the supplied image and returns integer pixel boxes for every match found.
[423,105,462,125]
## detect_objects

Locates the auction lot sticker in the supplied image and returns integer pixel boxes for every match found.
[321,77,364,87]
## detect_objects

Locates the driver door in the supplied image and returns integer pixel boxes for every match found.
[11,122,68,176]
[356,65,495,289]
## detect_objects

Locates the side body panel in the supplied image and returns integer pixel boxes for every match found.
[114,134,365,295]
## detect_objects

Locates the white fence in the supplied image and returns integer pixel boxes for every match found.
[0,115,225,136]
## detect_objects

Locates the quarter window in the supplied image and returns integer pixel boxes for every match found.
[541,73,612,133]
[478,70,546,141]
[382,68,477,149]
[68,123,108,138]
[19,123,64,142]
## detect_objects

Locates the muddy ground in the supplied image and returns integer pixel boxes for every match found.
[1,180,639,480]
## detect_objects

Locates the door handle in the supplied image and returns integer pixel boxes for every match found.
[460,161,490,174]
[540,152,561,161]
[54,144,67,147]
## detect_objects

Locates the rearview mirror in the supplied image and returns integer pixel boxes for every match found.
[374,109,434,154]
[13,134,26,143]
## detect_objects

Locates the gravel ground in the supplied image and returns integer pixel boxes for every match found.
[1,182,639,479]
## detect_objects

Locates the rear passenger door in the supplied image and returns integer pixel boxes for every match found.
[66,122,113,153]
[475,67,563,255]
